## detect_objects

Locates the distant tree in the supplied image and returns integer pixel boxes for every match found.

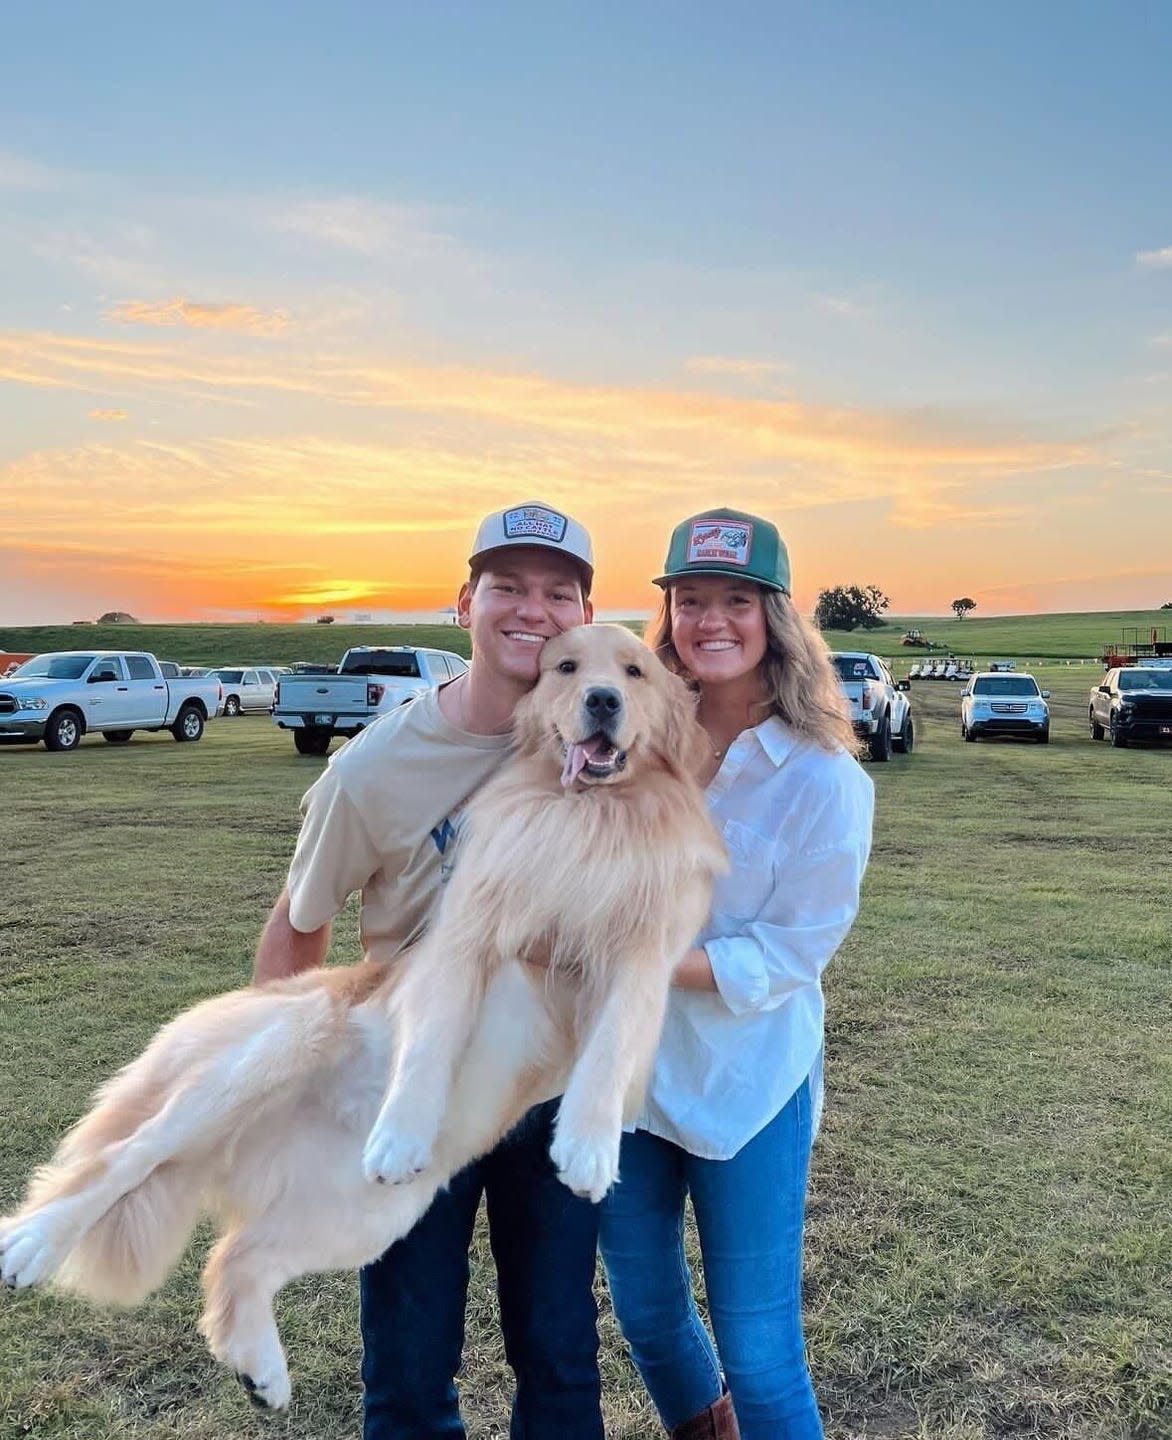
[1162,601,1172,610]
[97,611,138,623]
[315,614,336,625]
[814,584,891,632]
[951,597,977,620]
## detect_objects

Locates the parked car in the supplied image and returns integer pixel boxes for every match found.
[207,666,279,716]
[0,651,222,751]
[273,646,468,755]
[830,651,914,762]
[1089,667,1172,747]
[960,672,1050,743]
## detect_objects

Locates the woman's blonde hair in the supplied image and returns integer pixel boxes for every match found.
[645,587,859,755]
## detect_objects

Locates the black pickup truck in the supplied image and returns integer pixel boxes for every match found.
[1089,666,1172,746]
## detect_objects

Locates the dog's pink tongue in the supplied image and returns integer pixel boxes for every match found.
[561,743,589,789]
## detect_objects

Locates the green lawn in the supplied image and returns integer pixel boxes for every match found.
[0,655,1168,1439]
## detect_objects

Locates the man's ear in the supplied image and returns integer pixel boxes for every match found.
[583,598,595,623]
[456,580,473,631]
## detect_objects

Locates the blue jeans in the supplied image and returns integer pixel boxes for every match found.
[360,1099,604,1440]
[599,1080,822,1440]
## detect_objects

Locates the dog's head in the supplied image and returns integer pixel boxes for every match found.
[513,624,709,788]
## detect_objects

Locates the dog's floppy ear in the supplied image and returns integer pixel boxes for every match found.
[511,684,547,757]
[658,669,710,778]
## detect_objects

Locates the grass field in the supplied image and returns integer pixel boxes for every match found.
[3,607,1171,671]
[1,645,1169,1438]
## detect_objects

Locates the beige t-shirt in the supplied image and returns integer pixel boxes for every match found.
[286,686,513,962]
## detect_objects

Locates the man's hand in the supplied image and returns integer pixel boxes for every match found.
[253,890,331,984]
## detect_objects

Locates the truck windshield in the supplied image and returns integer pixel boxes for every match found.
[973,677,1039,697]
[12,654,98,680]
[1120,670,1172,691]
[211,669,244,682]
[341,652,421,677]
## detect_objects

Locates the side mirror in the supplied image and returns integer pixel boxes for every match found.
[1041,690,1051,699]
[1098,685,1110,694]
[897,680,910,691]
[88,671,114,684]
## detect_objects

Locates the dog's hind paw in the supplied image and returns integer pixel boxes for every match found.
[548,1127,621,1204]
[0,1215,64,1291]
[361,1122,435,1186]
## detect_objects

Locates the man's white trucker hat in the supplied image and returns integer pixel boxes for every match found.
[468,501,594,593]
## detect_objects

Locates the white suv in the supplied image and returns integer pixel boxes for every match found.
[960,672,1051,744]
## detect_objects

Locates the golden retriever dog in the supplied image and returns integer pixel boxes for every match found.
[0,624,726,1411]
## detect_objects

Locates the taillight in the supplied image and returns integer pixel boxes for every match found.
[368,682,385,706]
[862,681,875,711]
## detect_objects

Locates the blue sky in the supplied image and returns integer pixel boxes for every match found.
[2,3,1170,622]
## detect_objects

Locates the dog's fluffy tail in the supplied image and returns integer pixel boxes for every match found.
[8,976,354,1305]
[54,1159,205,1305]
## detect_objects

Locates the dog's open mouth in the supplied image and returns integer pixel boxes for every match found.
[560,732,628,788]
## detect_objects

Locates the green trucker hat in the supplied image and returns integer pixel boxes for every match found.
[653,507,791,594]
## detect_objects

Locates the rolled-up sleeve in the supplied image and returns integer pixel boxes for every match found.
[706,777,873,1017]
[286,768,382,934]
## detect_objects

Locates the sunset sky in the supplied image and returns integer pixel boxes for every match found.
[3,4,1171,624]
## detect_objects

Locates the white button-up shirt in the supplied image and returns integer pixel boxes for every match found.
[636,716,875,1159]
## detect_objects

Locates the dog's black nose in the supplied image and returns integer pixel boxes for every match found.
[584,686,622,719]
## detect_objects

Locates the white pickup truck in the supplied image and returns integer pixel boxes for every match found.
[0,651,223,751]
[831,650,914,762]
[272,645,468,755]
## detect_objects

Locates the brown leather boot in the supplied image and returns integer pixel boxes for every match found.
[669,1389,741,1440]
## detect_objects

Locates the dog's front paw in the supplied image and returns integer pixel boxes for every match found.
[236,1363,292,1412]
[548,1125,621,1204]
[361,1121,436,1186]
[0,1214,64,1291]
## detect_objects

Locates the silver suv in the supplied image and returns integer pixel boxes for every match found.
[961,672,1051,744]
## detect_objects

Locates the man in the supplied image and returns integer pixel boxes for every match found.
[254,502,603,1440]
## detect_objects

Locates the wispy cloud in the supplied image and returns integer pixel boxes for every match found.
[0,149,61,191]
[813,293,868,318]
[261,196,470,265]
[684,356,787,383]
[89,408,129,421]
[1136,245,1172,270]
[108,297,292,336]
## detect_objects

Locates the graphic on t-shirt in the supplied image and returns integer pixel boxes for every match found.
[430,806,468,884]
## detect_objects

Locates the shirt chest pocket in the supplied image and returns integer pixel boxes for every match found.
[711,818,778,922]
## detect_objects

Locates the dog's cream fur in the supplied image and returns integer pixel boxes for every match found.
[1,625,726,1410]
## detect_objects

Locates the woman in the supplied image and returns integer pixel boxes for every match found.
[599,508,874,1440]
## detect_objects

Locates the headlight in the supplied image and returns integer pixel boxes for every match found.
[18,696,48,711]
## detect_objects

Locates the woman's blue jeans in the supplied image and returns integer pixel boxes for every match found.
[599,1079,822,1440]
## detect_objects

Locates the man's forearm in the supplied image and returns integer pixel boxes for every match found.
[253,890,332,984]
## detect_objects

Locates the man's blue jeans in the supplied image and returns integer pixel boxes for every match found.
[360,1098,604,1439]
[599,1079,823,1440]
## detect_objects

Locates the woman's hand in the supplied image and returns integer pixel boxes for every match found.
[672,947,717,991]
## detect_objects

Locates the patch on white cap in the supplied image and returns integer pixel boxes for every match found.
[503,504,568,543]
[686,519,753,567]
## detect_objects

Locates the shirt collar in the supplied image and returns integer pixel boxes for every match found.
[752,714,796,768]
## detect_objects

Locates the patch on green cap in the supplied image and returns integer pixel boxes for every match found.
[653,507,791,594]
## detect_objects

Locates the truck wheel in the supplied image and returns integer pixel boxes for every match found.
[1089,711,1104,741]
[1110,719,1127,748]
[1036,727,1050,745]
[963,723,976,742]
[868,714,892,762]
[172,705,205,742]
[44,708,83,752]
[294,727,332,757]
[103,730,133,744]
[892,713,915,754]
[223,695,241,717]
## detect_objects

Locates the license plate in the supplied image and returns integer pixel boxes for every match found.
[315,713,334,726]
